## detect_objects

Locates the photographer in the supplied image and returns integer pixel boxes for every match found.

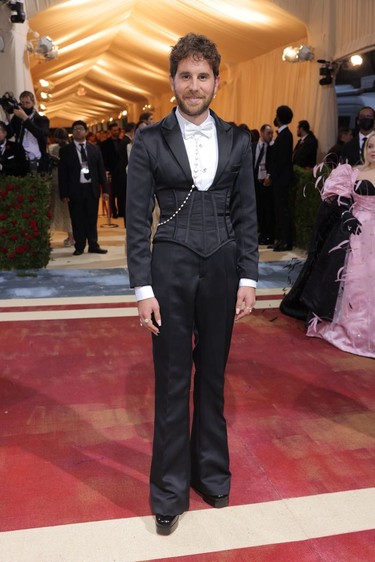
[0,121,28,177]
[4,91,50,174]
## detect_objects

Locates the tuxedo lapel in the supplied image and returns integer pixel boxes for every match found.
[213,114,233,184]
[161,110,192,183]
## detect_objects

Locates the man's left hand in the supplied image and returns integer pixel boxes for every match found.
[13,107,29,122]
[235,286,256,321]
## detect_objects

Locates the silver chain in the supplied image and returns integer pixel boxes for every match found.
[157,184,196,228]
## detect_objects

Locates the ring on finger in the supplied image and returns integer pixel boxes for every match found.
[143,318,150,324]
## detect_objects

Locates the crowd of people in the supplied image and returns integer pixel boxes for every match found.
[0,91,152,255]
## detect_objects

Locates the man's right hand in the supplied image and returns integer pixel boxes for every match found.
[138,297,161,335]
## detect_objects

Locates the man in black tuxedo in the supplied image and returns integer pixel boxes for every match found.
[6,91,50,174]
[126,33,258,535]
[341,106,375,165]
[101,122,124,218]
[0,121,28,176]
[269,105,294,252]
[58,120,109,255]
[252,123,274,245]
[292,120,318,168]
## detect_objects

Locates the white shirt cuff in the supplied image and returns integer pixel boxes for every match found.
[239,278,257,289]
[134,285,155,301]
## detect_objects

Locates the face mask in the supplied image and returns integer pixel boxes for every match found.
[358,117,374,131]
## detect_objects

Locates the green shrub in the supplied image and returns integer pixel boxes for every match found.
[0,174,52,270]
[291,166,324,250]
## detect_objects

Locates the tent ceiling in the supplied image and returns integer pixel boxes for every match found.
[28,0,306,124]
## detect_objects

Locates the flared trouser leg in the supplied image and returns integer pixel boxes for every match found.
[150,242,238,515]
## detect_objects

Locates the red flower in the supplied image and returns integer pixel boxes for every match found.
[0,213,7,220]
[0,247,7,253]
[24,233,32,240]
[17,194,24,203]
[10,234,18,240]
[8,253,15,259]
[6,184,15,191]
[22,213,30,218]
[29,195,36,202]
[46,210,53,219]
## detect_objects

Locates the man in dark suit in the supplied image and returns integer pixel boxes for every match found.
[0,120,28,176]
[118,122,136,226]
[100,122,124,218]
[126,33,258,535]
[252,123,274,245]
[292,120,318,168]
[58,120,109,255]
[6,91,50,174]
[341,106,375,165]
[269,105,294,252]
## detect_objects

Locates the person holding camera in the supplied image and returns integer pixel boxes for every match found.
[5,91,50,174]
[0,120,28,177]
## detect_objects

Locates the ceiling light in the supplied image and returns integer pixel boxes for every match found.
[298,45,314,62]
[39,103,46,110]
[282,45,314,63]
[350,54,363,67]
[40,91,48,99]
[39,79,49,88]
[28,36,59,61]
[282,46,299,62]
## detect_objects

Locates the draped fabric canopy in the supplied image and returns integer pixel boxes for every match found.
[0,0,374,153]
[26,0,306,125]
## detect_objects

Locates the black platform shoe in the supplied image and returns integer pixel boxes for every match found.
[155,514,179,535]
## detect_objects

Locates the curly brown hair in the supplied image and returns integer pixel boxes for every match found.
[169,33,221,78]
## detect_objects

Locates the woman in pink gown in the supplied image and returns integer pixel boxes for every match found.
[307,132,375,359]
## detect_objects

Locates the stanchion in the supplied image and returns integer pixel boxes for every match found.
[101,172,118,229]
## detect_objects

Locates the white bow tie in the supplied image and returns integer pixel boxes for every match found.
[183,121,214,140]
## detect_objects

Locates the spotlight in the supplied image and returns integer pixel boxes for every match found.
[350,54,363,67]
[282,46,299,63]
[282,45,314,63]
[297,45,314,62]
[7,1,25,24]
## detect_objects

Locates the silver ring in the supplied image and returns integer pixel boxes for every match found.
[144,318,150,324]
[246,307,253,312]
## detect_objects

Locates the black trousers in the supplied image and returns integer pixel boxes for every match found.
[149,241,238,515]
[273,182,293,245]
[255,179,274,242]
[68,188,100,252]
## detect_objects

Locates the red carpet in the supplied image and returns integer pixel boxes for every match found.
[1,309,374,559]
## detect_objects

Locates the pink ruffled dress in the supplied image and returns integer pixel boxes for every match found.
[307,164,375,358]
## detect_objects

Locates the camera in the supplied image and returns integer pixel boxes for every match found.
[7,1,26,24]
[0,91,20,114]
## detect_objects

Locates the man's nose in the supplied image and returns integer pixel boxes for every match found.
[189,77,200,90]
